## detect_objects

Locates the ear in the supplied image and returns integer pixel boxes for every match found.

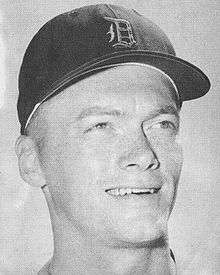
[15,135,46,188]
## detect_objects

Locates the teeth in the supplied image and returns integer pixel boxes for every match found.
[106,188,158,197]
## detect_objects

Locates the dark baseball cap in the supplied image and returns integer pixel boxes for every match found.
[18,3,211,134]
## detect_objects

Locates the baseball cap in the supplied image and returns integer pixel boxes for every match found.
[18,4,211,134]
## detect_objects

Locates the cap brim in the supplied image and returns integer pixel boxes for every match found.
[46,50,210,103]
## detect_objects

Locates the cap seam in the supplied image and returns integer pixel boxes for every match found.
[105,4,118,18]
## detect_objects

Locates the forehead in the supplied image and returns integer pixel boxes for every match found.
[35,65,179,132]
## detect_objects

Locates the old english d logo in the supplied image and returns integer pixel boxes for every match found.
[104,17,136,48]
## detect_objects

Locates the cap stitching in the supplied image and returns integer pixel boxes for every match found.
[105,4,118,18]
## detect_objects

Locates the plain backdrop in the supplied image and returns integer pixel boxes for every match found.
[0,0,220,274]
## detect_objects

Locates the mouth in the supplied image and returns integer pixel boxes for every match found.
[105,187,161,197]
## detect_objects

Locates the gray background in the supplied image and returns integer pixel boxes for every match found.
[0,0,219,274]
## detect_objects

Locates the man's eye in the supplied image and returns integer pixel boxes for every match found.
[160,121,176,129]
[151,120,177,131]
[94,122,109,129]
[85,122,110,132]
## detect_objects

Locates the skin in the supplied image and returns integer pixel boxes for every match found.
[16,64,183,274]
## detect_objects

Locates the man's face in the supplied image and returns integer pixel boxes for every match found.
[36,65,183,247]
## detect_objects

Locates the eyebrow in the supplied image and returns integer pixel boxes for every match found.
[76,105,179,121]
[77,106,125,120]
[148,105,180,120]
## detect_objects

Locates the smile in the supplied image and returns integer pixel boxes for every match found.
[105,187,160,197]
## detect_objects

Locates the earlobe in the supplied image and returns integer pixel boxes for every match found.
[15,135,46,187]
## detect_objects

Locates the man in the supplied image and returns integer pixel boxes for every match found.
[15,4,210,274]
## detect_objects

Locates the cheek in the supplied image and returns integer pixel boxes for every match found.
[75,133,120,174]
[157,141,183,207]
[42,134,116,187]
[166,141,183,179]
[161,142,182,173]
[150,135,183,177]
[151,137,183,196]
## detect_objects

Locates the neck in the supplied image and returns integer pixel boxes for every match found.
[41,226,176,275]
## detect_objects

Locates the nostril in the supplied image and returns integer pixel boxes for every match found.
[125,163,139,171]
[148,160,160,170]
[127,163,137,167]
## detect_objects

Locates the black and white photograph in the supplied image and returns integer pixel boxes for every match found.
[0,0,219,274]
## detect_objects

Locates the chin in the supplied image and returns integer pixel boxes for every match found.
[110,216,168,248]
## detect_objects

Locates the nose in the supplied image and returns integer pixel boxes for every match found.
[118,139,160,172]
